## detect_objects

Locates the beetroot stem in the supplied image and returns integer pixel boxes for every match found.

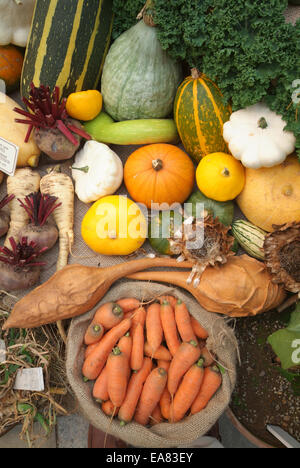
[56,120,78,145]
[0,194,15,210]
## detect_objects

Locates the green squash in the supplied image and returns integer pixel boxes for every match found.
[101,20,182,121]
[185,190,234,227]
[149,210,183,255]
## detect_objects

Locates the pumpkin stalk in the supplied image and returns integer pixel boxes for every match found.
[258,117,268,129]
[137,0,156,27]
[71,166,90,174]
[191,68,201,80]
[152,159,163,171]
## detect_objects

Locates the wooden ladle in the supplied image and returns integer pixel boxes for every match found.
[2,257,193,330]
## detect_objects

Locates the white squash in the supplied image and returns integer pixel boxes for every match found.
[223,103,296,169]
[71,140,123,204]
[0,0,36,47]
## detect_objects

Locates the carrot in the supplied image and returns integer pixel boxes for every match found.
[190,316,209,340]
[160,387,171,420]
[92,366,109,402]
[85,342,99,359]
[118,357,152,425]
[144,342,172,361]
[84,323,104,346]
[160,300,181,356]
[106,347,129,408]
[118,332,132,361]
[92,302,124,330]
[171,358,205,422]
[101,400,119,417]
[131,306,146,333]
[4,168,41,247]
[150,404,163,426]
[146,303,163,358]
[157,360,170,372]
[158,295,177,309]
[134,367,167,426]
[116,297,140,313]
[200,347,215,367]
[131,322,144,371]
[190,365,222,414]
[174,299,197,343]
[167,340,201,397]
[82,318,131,380]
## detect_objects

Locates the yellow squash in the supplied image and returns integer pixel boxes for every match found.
[81,195,147,255]
[66,90,103,121]
[237,155,300,232]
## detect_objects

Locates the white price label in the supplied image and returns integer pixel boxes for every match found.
[14,367,45,392]
[0,137,19,177]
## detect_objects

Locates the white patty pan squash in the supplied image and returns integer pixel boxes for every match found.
[71,141,124,204]
[223,103,296,169]
[101,20,182,122]
[0,0,36,47]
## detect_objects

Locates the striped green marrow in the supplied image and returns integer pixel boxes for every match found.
[232,220,266,260]
[174,69,231,163]
[21,0,114,100]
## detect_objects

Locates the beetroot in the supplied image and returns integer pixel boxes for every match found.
[0,194,14,238]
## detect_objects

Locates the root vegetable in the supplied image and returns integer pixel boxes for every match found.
[84,323,104,346]
[175,299,197,343]
[4,168,41,247]
[0,194,14,237]
[134,367,167,426]
[92,302,124,330]
[167,340,201,397]
[190,365,222,414]
[106,346,129,408]
[145,303,163,358]
[160,300,181,356]
[40,166,74,271]
[17,192,60,251]
[0,237,46,291]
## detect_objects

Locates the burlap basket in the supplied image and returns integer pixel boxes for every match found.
[66,280,237,448]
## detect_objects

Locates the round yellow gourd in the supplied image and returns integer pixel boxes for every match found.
[196,152,245,202]
[81,195,147,255]
[66,90,103,121]
[237,155,300,232]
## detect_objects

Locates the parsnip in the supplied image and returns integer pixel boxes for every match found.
[4,168,41,247]
[40,166,74,271]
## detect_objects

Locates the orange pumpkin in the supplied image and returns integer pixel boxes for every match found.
[124,144,195,209]
[0,45,24,93]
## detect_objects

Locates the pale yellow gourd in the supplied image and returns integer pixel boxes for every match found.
[0,92,40,167]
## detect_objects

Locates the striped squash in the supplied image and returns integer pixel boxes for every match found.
[21,0,113,100]
[232,219,266,260]
[174,69,231,163]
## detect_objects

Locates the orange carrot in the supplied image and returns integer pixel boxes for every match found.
[200,347,215,367]
[167,340,201,397]
[171,358,205,422]
[118,332,132,361]
[92,302,124,330]
[131,306,146,333]
[190,365,222,414]
[160,300,181,356]
[150,404,163,425]
[101,400,119,417]
[160,387,171,420]
[92,366,109,402]
[116,297,140,313]
[144,342,172,361]
[84,323,104,346]
[82,318,132,380]
[84,342,99,359]
[174,299,197,343]
[134,367,167,426]
[146,302,163,358]
[118,357,152,425]
[157,360,170,372]
[191,316,209,340]
[131,322,144,371]
[106,346,129,408]
[159,295,177,309]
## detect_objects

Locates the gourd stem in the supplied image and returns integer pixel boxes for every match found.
[14,0,23,4]
[137,0,156,27]
[72,166,89,174]
[191,68,201,80]
[222,167,230,177]
[152,159,163,171]
[258,117,268,129]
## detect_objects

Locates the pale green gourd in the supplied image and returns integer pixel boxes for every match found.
[101,19,182,121]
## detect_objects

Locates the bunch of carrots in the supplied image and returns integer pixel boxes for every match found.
[81,295,222,427]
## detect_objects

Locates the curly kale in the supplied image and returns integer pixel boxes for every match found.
[112,0,145,39]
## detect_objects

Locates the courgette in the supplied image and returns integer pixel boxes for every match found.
[232,219,266,260]
[84,111,179,145]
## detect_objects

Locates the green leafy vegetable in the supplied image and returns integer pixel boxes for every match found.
[268,303,300,370]
[112,0,145,39]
